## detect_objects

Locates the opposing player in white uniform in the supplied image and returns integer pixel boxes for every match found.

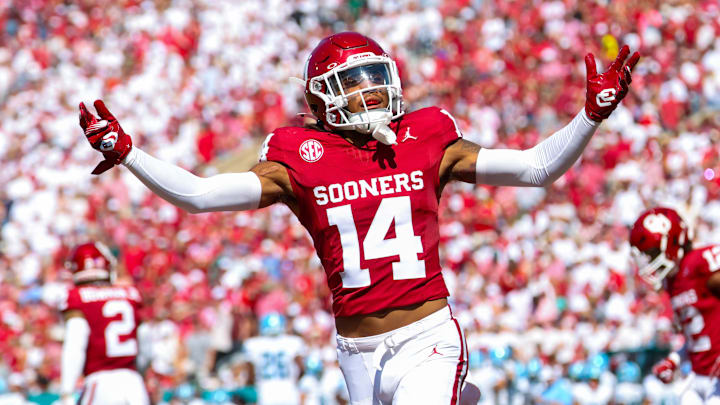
[59,242,150,405]
[613,361,644,405]
[243,313,306,405]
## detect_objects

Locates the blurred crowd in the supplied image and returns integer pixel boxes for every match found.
[1,0,720,403]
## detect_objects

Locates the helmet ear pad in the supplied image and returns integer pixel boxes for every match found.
[304,90,322,115]
[304,80,337,124]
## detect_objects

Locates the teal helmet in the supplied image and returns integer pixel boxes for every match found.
[490,346,511,367]
[569,361,586,380]
[617,361,641,383]
[589,353,610,371]
[259,312,286,336]
[527,357,542,378]
[304,355,323,376]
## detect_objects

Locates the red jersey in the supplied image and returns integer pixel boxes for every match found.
[667,245,720,376]
[261,107,462,317]
[60,284,142,376]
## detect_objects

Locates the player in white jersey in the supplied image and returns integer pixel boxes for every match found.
[613,361,644,405]
[299,355,324,405]
[243,313,306,405]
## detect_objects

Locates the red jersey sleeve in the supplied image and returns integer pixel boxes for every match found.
[691,245,720,278]
[258,127,332,192]
[259,128,298,169]
[60,287,83,313]
[418,106,463,150]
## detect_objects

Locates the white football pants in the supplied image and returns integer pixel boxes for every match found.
[80,368,149,405]
[679,373,720,404]
[336,306,470,405]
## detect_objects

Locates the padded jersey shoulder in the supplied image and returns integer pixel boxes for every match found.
[399,106,463,147]
[259,126,331,165]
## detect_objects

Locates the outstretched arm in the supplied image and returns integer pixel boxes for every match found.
[79,100,292,213]
[122,147,262,213]
[443,110,599,187]
[442,46,639,187]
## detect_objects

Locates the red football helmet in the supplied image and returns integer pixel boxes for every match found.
[303,32,404,137]
[66,242,117,284]
[629,207,690,290]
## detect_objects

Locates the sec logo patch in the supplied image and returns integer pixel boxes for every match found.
[299,139,324,162]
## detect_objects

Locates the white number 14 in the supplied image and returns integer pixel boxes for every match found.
[327,196,426,288]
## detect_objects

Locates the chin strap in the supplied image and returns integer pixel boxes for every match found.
[372,124,397,145]
[346,109,397,145]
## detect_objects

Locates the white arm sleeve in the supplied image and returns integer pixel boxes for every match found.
[61,316,90,395]
[122,147,262,213]
[476,109,600,187]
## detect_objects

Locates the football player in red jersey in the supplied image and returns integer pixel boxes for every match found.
[79,32,638,404]
[60,242,150,405]
[630,207,720,403]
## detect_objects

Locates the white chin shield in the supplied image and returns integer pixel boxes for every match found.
[347,110,396,145]
[633,247,678,291]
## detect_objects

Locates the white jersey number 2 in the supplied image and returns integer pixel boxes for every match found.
[327,196,425,288]
[103,300,138,357]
